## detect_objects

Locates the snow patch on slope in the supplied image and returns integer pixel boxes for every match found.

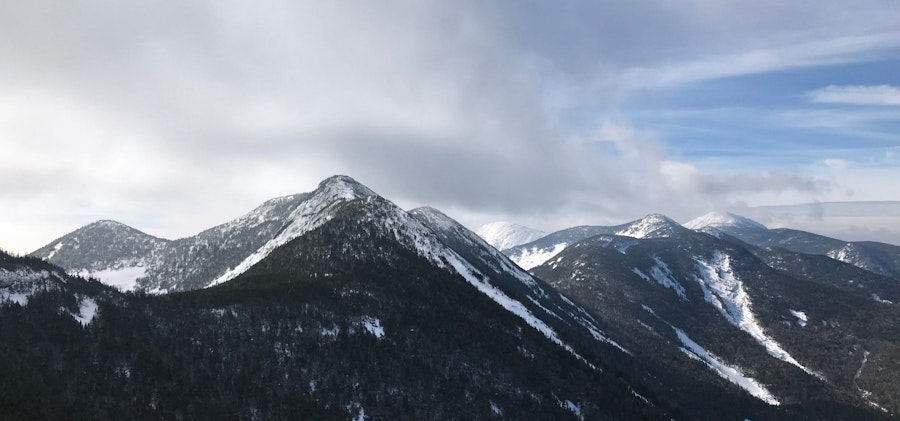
[476,222,546,251]
[509,243,569,270]
[872,294,893,304]
[675,327,780,405]
[694,252,819,377]
[46,243,63,260]
[75,266,146,292]
[632,258,687,300]
[560,400,583,419]
[853,350,888,412]
[650,257,687,300]
[360,316,385,338]
[789,309,808,327]
[71,297,98,326]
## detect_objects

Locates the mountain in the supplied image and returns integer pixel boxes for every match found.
[708,232,900,304]
[684,211,769,233]
[475,222,546,250]
[685,212,900,280]
[31,177,372,293]
[5,177,671,419]
[529,228,899,418]
[1,249,110,309]
[411,207,628,354]
[20,177,900,419]
[504,214,686,270]
[615,213,688,239]
[30,220,170,290]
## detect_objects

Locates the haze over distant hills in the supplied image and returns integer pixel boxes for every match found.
[732,201,900,247]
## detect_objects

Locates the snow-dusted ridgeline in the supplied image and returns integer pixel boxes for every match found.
[207,177,376,288]
[371,203,598,366]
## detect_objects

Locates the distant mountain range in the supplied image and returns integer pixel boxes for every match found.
[4,176,897,419]
[685,211,900,281]
[486,210,899,415]
[495,211,900,286]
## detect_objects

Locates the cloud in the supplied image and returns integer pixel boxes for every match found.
[822,159,850,170]
[807,84,900,106]
[619,33,900,91]
[779,108,900,135]
[659,161,830,198]
[1,1,898,253]
[733,201,900,246]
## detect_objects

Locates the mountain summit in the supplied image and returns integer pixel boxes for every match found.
[476,221,546,250]
[684,211,768,232]
[615,213,687,239]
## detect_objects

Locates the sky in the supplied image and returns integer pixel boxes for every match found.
[2,0,900,254]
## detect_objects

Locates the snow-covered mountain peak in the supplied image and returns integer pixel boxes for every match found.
[316,175,376,200]
[685,212,767,231]
[208,176,380,288]
[90,220,132,229]
[616,214,684,239]
[69,220,158,239]
[476,221,546,251]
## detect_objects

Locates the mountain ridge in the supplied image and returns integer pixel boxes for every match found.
[30,176,377,292]
[12,175,900,419]
[684,211,900,280]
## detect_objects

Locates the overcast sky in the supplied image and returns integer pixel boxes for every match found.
[3,1,900,253]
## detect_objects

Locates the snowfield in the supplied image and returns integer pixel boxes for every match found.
[694,252,819,377]
[71,297,99,326]
[74,265,146,292]
[476,222,546,251]
[508,243,569,270]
